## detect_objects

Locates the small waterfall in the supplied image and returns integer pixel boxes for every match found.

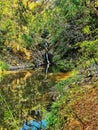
[45,52,50,64]
[45,63,50,79]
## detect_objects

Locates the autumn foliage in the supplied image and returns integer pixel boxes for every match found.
[61,86,98,130]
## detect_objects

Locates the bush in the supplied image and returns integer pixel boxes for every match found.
[0,61,9,71]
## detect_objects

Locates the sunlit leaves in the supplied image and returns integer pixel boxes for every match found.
[0,61,9,71]
[77,39,98,65]
[80,39,98,56]
[83,25,91,34]
[95,1,98,7]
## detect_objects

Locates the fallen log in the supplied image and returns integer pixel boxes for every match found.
[9,64,35,71]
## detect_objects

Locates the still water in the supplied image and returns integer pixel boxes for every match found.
[0,67,71,130]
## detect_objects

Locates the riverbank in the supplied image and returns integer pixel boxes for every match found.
[0,50,98,130]
[47,63,98,130]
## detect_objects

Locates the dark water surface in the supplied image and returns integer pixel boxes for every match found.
[0,68,71,129]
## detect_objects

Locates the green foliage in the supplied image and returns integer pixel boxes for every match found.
[71,0,80,5]
[53,56,75,72]
[0,0,98,129]
[57,0,82,18]
[77,39,98,65]
[47,101,62,130]
[0,91,19,129]
[80,39,98,54]
[0,75,4,82]
[56,73,83,95]
[83,25,91,34]
[0,61,9,71]
[4,111,11,120]
[53,55,61,63]
[22,33,33,48]
[47,75,84,129]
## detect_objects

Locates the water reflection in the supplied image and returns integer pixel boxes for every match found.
[0,68,57,129]
[0,67,72,129]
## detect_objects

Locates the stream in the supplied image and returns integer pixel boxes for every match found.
[0,66,71,130]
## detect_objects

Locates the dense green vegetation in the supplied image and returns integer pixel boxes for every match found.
[0,0,98,130]
[0,0,98,67]
[0,0,98,71]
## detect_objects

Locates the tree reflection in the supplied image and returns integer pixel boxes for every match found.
[0,68,56,129]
